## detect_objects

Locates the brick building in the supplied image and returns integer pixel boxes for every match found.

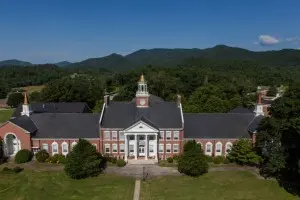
[0,75,264,164]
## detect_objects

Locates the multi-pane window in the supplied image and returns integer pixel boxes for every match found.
[216,143,222,153]
[173,144,179,153]
[105,144,110,153]
[92,144,97,150]
[166,144,171,153]
[62,142,68,155]
[112,131,118,140]
[129,135,135,140]
[112,144,118,153]
[206,143,212,153]
[225,143,232,153]
[166,131,171,140]
[159,144,164,153]
[129,145,134,153]
[160,131,164,140]
[42,144,48,152]
[119,131,125,141]
[149,144,154,153]
[119,144,125,153]
[71,142,77,149]
[104,131,110,140]
[149,135,154,140]
[173,131,179,140]
[52,142,58,155]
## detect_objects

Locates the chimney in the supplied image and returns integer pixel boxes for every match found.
[104,95,109,107]
[176,94,181,107]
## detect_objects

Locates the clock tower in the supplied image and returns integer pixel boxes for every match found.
[136,74,149,108]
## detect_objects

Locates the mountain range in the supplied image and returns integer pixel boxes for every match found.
[1,45,300,70]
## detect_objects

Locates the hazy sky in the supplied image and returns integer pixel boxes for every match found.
[1,0,300,63]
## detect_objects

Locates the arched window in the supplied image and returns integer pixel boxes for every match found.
[71,141,77,149]
[52,142,58,155]
[61,142,69,155]
[215,142,223,156]
[225,142,233,155]
[205,142,212,156]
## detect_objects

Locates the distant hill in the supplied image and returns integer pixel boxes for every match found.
[0,59,32,67]
[65,45,300,70]
[55,61,72,67]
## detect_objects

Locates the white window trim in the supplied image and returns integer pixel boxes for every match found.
[119,131,125,141]
[51,142,58,155]
[166,131,171,141]
[173,131,179,140]
[166,144,172,153]
[71,141,77,149]
[42,143,49,152]
[112,131,118,141]
[173,144,179,153]
[119,144,125,153]
[104,131,110,140]
[215,142,222,156]
[225,142,233,155]
[112,143,118,153]
[205,142,212,156]
[159,144,164,153]
[92,143,97,150]
[160,131,164,140]
[61,142,69,156]
[105,144,110,153]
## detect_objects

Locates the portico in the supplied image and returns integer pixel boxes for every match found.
[123,118,159,163]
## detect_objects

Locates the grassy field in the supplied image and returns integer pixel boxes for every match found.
[0,170,134,200]
[140,171,300,200]
[14,85,45,93]
[0,108,14,123]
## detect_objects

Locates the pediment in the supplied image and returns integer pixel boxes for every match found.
[124,121,158,133]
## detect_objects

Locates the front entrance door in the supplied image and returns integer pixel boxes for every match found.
[139,145,145,156]
[12,139,19,155]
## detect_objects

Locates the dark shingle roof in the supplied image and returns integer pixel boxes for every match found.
[184,113,255,138]
[9,115,37,133]
[30,113,100,138]
[12,102,90,118]
[131,94,164,103]
[101,101,182,129]
[228,107,253,114]
[247,115,265,133]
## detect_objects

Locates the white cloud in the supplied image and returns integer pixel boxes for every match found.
[258,35,280,45]
[286,36,300,42]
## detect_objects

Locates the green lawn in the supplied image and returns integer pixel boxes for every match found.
[0,170,135,200]
[0,108,14,123]
[140,171,300,200]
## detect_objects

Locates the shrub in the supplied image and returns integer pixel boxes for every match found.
[111,157,117,164]
[116,159,126,167]
[173,155,179,161]
[213,156,224,164]
[2,167,11,173]
[48,154,67,164]
[15,149,32,164]
[177,140,209,177]
[223,158,230,164]
[12,166,23,173]
[35,150,49,163]
[167,157,173,163]
[205,155,213,162]
[64,139,105,179]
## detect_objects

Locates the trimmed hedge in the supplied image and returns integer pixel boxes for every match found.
[205,155,213,163]
[223,158,230,164]
[2,166,23,174]
[167,157,174,163]
[15,149,32,164]
[117,159,126,167]
[35,150,49,163]
[46,154,67,164]
[213,156,224,164]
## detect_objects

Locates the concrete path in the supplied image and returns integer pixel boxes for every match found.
[133,179,141,200]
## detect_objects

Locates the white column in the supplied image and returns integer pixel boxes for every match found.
[124,135,128,161]
[154,135,158,161]
[145,134,148,160]
[135,134,138,160]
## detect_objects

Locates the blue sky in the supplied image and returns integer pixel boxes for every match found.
[0,0,300,63]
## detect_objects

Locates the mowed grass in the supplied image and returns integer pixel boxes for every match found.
[14,85,45,93]
[140,171,300,200]
[0,108,14,123]
[0,170,135,200]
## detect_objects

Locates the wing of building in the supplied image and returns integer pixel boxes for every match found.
[0,74,265,164]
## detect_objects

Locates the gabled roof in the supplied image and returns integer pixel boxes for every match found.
[101,101,182,129]
[125,116,159,131]
[9,115,37,133]
[12,102,90,118]
[247,115,265,133]
[30,113,100,138]
[183,113,255,138]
